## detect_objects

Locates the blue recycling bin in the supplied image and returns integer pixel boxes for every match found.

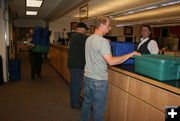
[110,42,134,64]
[9,60,21,81]
[32,27,51,53]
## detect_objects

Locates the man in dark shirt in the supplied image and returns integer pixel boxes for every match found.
[67,22,89,109]
[26,29,43,80]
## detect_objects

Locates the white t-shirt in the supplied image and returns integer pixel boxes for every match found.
[85,34,111,80]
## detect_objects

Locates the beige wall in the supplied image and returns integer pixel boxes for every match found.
[49,17,78,43]
[14,19,46,28]
[49,15,142,42]
[0,0,8,82]
[49,1,143,43]
[86,20,142,42]
[0,1,5,57]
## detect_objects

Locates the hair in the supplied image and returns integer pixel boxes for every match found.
[95,16,109,28]
[141,24,153,39]
[29,28,34,36]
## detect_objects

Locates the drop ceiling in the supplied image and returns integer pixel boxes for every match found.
[8,0,88,20]
[8,0,180,26]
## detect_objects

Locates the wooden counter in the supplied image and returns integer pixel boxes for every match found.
[48,43,70,83]
[105,66,180,121]
[48,43,180,121]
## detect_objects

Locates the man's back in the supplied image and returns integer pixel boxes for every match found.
[68,32,87,69]
[85,34,111,80]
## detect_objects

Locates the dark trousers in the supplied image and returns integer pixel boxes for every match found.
[69,68,83,107]
[29,52,43,78]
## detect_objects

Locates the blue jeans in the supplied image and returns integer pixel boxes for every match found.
[69,68,83,107]
[79,76,108,121]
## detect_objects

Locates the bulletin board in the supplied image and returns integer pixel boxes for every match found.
[124,27,133,35]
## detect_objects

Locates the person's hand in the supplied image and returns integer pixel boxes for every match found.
[29,43,35,48]
[31,43,35,47]
[130,51,141,58]
[107,39,111,43]
[133,51,141,56]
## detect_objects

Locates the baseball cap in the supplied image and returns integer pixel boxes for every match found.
[77,22,89,30]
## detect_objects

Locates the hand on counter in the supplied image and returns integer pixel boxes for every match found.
[131,51,141,58]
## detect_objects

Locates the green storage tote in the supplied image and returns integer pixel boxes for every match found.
[32,45,49,53]
[134,54,180,81]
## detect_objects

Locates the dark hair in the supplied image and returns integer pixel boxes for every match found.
[95,16,109,28]
[77,22,89,30]
[141,24,153,39]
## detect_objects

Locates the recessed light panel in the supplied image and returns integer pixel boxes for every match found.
[26,0,43,7]
[26,11,38,15]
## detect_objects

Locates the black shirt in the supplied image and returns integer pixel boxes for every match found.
[67,32,88,69]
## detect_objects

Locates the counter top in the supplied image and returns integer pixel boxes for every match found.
[50,43,69,48]
[109,64,180,95]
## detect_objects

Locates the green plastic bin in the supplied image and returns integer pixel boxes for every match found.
[134,54,180,81]
[32,45,49,53]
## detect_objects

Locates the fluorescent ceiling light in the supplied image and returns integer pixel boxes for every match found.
[116,23,143,27]
[114,0,180,18]
[26,0,43,7]
[161,0,180,6]
[26,11,38,15]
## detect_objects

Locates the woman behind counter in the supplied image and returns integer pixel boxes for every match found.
[135,24,159,54]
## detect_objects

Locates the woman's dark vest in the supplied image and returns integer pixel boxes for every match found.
[135,39,151,54]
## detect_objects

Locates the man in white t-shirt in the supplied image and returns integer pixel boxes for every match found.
[79,16,141,121]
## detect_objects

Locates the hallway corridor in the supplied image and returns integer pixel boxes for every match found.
[0,52,80,121]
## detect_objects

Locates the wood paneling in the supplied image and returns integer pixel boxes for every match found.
[105,68,180,121]
[105,83,128,121]
[108,69,129,91]
[128,77,180,112]
[126,94,164,121]
[110,67,180,94]
[48,44,70,83]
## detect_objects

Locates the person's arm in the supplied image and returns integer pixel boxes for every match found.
[26,37,35,48]
[148,40,159,54]
[103,51,141,66]
[30,43,35,47]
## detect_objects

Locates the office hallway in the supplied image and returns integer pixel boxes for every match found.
[0,52,80,121]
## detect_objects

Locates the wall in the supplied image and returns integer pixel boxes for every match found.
[0,0,8,82]
[49,17,78,43]
[169,26,180,38]
[9,15,15,59]
[152,26,180,38]
[49,15,142,42]
[49,1,145,43]
[59,1,143,42]
[50,0,180,44]
[49,18,140,42]
[14,19,46,28]
[152,27,161,38]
